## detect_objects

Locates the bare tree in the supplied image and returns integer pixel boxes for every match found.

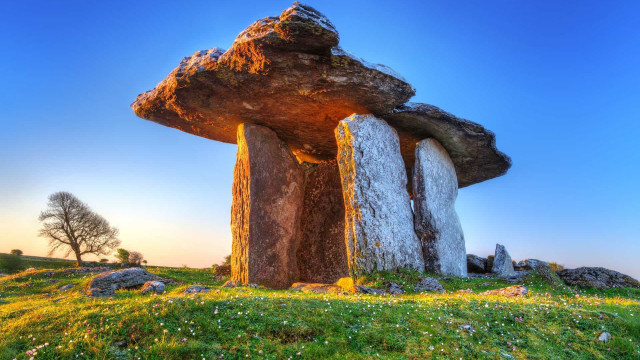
[128,251,144,266]
[38,192,121,266]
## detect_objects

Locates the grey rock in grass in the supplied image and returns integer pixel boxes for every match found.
[354,285,387,295]
[598,332,612,342]
[141,281,165,294]
[59,284,75,291]
[491,244,515,277]
[87,267,162,297]
[335,114,425,277]
[515,259,562,285]
[467,255,488,274]
[556,267,640,289]
[387,282,404,295]
[414,277,445,293]
[184,286,211,294]
[413,138,466,277]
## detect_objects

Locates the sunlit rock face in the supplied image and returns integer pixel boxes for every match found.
[297,163,348,283]
[132,3,413,165]
[335,114,425,277]
[231,124,304,289]
[413,138,467,277]
[131,3,510,187]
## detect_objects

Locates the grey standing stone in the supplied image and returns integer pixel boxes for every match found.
[491,244,515,277]
[335,114,425,277]
[230,123,304,289]
[413,138,466,277]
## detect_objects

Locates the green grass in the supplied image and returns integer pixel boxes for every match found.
[1,262,639,359]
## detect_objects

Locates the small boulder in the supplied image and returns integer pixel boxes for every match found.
[141,281,165,294]
[59,284,74,291]
[459,324,474,333]
[87,267,162,297]
[516,259,562,285]
[481,285,528,297]
[556,267,640,289]
[354,285,387,295]
[291,283,343,294]
[184,285,211,294]
[414,277,445,293]
[491,244,515,277]
[387,282,404,295]
[466,255,488,273]
[598,332,612,342]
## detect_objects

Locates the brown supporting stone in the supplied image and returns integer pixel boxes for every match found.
[230,123,304,289]
[297,162,348,283]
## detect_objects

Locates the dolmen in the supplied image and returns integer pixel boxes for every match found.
[131,3,511,288]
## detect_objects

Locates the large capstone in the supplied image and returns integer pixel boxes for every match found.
[231,123,304,289]
[413,138,466,277]
[491,244,515,277]
[335,114,425,277]
[297,162,349,283]
[131,4,510,187]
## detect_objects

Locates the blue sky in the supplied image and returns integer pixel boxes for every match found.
[1,1,639,277]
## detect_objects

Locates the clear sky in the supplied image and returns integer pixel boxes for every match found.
[1,1,639,277]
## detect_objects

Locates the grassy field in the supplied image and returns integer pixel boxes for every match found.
[1,259,639,359]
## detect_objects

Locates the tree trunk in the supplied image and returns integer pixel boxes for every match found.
[74,250,83,267]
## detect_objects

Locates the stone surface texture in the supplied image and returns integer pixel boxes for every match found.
[556,267,640,289]
[296,162,348,283]
[354,285,387,295]
[231,123,304,289]
[467,255,488,273]
[87,268,162,297]
[491,244,515,277]
[414,277,445,293]
[141,281,165,294]
[413,138,466,276]
[335,114,425,277]
[131,4,510,187]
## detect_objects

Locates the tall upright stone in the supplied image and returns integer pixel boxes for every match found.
[492,243,515,277]
[335,114,425,277]
[230,123,304,289]
[297,163,349,283]
[413,138,467,277]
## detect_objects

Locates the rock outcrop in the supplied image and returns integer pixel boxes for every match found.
[335,114,425,277]
[141,281,165,294]
[556,267,640,289]
[297,163,348,283]
[414,277,445,293]
[131,3,510,188]
[467,255,488,273]
[413,138,466,277]
[516,259,562,285]
[231,123,304,289]
[87,268,162,297]
[491,244,515,277]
